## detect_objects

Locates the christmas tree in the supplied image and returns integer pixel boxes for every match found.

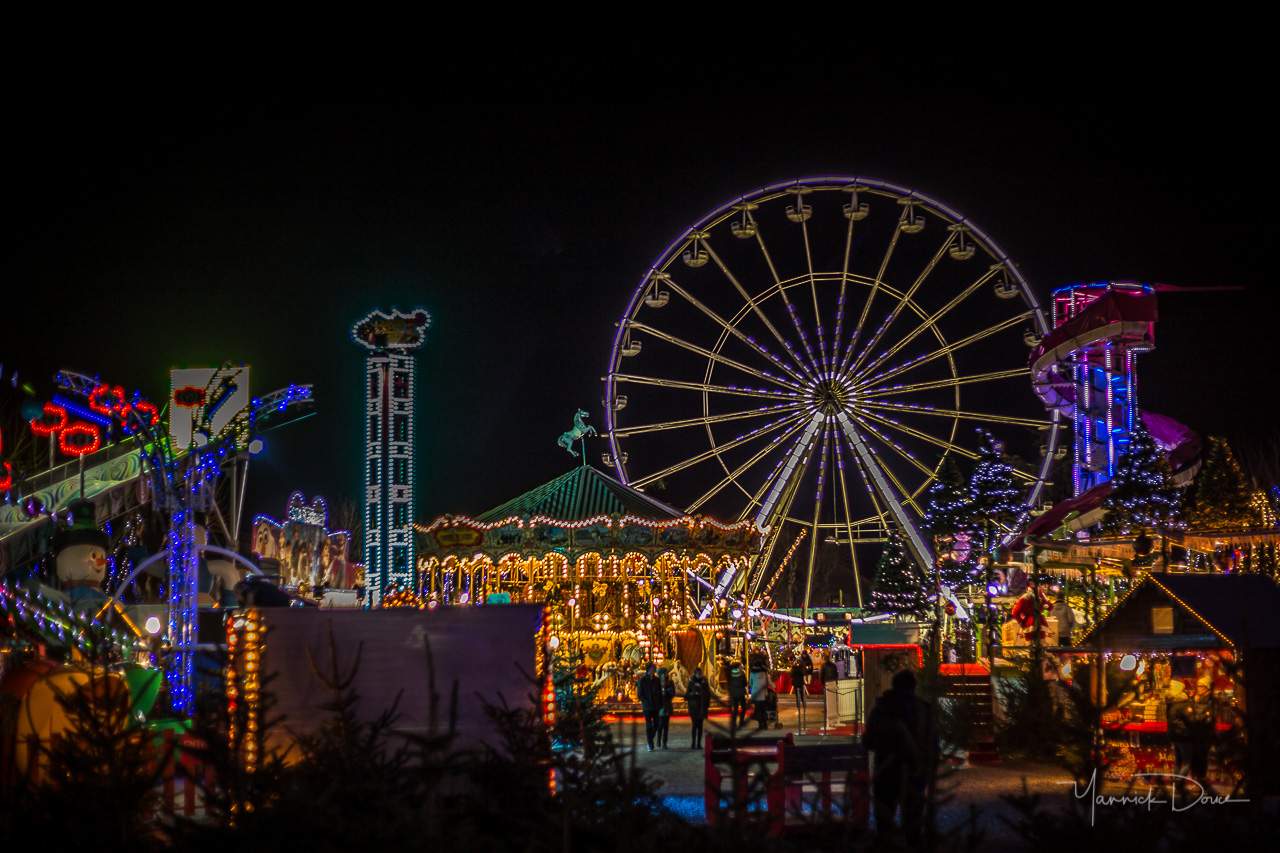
[923,456,978,587]
[1102,421,1183,534]
[923,455,970,538]
[964,428,1025,556]
[869,531,930,617]
[1184,436,1258,529]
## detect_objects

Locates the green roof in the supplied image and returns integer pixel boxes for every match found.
[476,465,685,523]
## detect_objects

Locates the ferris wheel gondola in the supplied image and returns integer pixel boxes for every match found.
[603,177,1061,613]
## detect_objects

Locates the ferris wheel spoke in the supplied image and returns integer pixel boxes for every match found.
[747,411,825,530]
[611,373,801,403]
[858,310,1031,389]
[627,320,805,392]
[848,231,957,376]
[850,412,941,484]
[857,400,1051,430]
[853,264,1004,382]
[833,438,865,607]
[852,406,1041,483]
[839,208,906,374]
[700,238,817,382]
[801,424,834,613]
[745,215,823,377]
[611,403,804,439]
[746,453,811,601]
[842,424,923,517]
[859,368,1030,399]
[629,411,809,489]
[662,275,811,385]
[850,407,979,461]
[799,219,828,372]
[687,417,810,513]
[830,213,858,374]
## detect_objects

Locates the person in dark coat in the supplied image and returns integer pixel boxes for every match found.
[685,670,711,749]
[790,651,813,710]
[864,669,937,845]
[636,663,660,751]
[1168,680,1214,781]
[749,662,770,731]
[655,668,676,749]
[726,661,748,730]
[820,652,839,684]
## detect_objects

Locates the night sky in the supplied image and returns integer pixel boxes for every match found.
[6,47,1277,548]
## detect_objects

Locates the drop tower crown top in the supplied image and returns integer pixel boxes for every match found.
[351,307,432,352]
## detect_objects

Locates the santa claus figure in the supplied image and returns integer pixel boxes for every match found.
[1009,588,1047,641]
[54,499,110,610]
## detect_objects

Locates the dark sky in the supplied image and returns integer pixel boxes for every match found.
[5,45,1277,537]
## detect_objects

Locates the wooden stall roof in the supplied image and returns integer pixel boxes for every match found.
[1078,573,1280,650]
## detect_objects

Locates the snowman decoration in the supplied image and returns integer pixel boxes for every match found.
[54,499,110,610]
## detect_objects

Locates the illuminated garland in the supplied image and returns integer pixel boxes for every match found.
[418,512,758,534]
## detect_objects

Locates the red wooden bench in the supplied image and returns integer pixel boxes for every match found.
[703,732,793,825]
[765,740,868,836]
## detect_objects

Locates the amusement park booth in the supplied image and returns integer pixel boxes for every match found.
[416,465,760,706]
[1066,573,1280,793]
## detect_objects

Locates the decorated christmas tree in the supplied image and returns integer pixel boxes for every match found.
[1102,421,1183,534]
[923,456,978,587]
[869,531,929,617]
[964,428,1024,556]
[1184,436,1258,529]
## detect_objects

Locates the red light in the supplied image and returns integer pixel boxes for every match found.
[121,400,159,430]
[29,403,68,437]
[58,423,102,456]
[0,461,12,493]
[173,386,206,407]
[89,383,127,416]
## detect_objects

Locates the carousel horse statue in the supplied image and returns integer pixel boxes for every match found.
[557,409,597,457]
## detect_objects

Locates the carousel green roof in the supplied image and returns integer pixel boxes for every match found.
[476,464,685,523]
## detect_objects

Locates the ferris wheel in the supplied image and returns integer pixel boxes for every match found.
[602,177,1062,610]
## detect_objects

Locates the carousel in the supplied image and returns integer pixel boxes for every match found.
[416,462,761,705]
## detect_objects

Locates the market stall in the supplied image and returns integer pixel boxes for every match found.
[1063,573,1280,792]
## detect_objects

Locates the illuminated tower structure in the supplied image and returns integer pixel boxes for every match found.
[352,308,431,606]
[1030,281,1156,496]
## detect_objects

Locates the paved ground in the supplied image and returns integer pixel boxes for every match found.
[611,703,1076,844]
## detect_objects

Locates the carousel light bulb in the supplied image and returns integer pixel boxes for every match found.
[145,616,162,635]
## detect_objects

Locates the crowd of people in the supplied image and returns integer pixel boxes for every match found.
[634,646,849,749]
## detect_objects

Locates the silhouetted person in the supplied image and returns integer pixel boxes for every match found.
[726,661,748,730]
[749,661,770,731]
[790,651,813,711]
[636,663,660,751]
[655,669,675,749]
[1168,680,1214,781]
[865,669,937,845]
[685,670,710,749]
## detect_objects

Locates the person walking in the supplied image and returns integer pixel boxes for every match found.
[865,669,937,846]
[749,660,770,731]
[726,660,748,730]
[655,668,675,749]
[790,651,813,712]
[636,663,661,752]
[685,669,710,749]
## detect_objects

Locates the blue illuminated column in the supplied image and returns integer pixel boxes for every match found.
[352,308,430,606]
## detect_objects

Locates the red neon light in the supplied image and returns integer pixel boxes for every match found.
[174,386,206,407]
[29,403,69,436]
[121,400,159,429]
[89,383,127,416]
[0,461,12,492]
[58,423,102,456]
